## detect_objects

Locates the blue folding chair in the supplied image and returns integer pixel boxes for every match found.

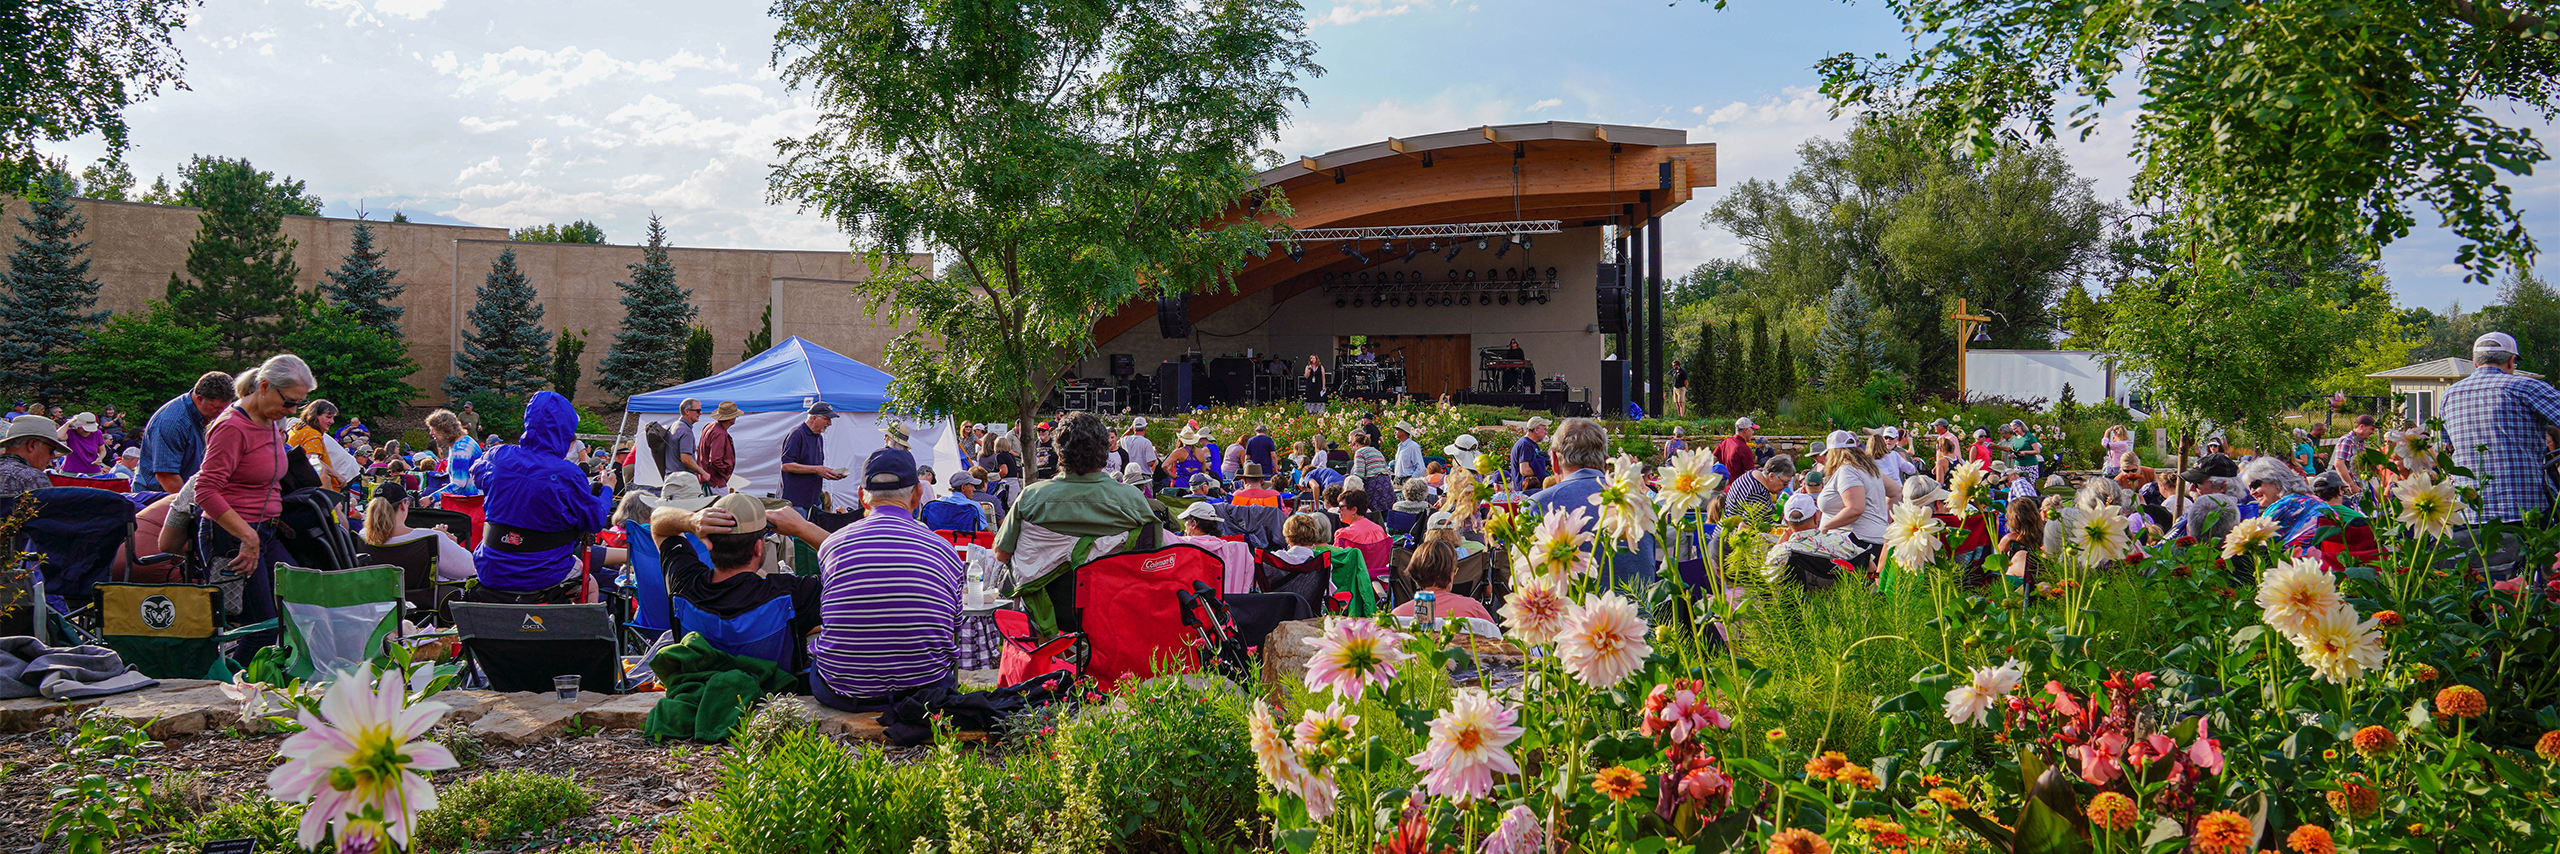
[671,595,800,673]
[618,520,707,643]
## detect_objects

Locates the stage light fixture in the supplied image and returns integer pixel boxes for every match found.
[1519,235,1533,250]
[1335,297,1348,308]
[1459,295,1473,306]
[1402,244,1421,263]
[1447,270,1460,282]
[1445,243,1463,262]
[1357,272,1370,284]
[1286,243,1305,262]
[1545,267,1559,282]
[1537,292,1550,305]
[1341,242,1370,264]
[1506,267,1519,281]
[1351,296,1364,308]
[1464,269,1477,282]
[1484,269,1498,281]
[1476,238,1489,250]
[1494,240,1513,259]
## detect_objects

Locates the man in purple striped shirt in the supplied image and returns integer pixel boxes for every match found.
[810,446,965,711]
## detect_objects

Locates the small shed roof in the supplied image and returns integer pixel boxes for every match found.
[2365,356,2542,381]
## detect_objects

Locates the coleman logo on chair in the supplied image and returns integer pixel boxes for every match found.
[140,595,177,630]
[501,532,524,546]
[520,614,546,632]
[1144,554,1177,573]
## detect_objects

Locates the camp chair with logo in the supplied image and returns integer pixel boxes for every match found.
[274,563,405,681]
[1074,542,1226,690]
[671,594,801,674]
[447,601,623,694]
[95,582,275,680]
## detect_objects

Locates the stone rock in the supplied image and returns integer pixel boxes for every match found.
[1260,618,1324,700]
[90,683,241,737]
[579,692,665,731]
[762,696,889,741]
[468,690,623,744]
[430,689,497,725]
[0,695,96,732]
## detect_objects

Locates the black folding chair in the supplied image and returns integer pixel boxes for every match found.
[447,601,624,694]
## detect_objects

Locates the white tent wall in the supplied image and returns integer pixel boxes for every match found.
[627,413,963,510]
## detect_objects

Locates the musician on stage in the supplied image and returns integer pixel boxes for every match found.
[1302,355,1328,413]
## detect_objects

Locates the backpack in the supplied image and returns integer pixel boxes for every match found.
[644,421,672,470]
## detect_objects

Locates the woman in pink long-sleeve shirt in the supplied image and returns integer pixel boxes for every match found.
[197,354,316,661]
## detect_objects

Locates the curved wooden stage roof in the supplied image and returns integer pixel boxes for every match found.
[1093,121,1716,344]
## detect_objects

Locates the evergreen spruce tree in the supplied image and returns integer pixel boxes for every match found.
[1692,320,1718,416]
[681,325,715,381]
[743,304,773,360]
[549,329,587,404]
[595,215,695,400]
[1723,317,1743,411]
[1748,314,1773,412]
[444,249,553,403]
[321,221,404,337]
[1776,330,1798,402]
[0,174,109,400]
[163,157,307,366]
[1816,283,1890,388]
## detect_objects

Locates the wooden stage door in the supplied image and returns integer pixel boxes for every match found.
[1347,334,1473,398]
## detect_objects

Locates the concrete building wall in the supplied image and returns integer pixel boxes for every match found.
[1087,225,1610,399]
[0,197,919,406]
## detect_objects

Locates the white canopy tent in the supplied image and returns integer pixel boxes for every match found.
[622,337,961,510]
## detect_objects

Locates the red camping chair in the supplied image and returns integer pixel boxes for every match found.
[1075,543,1224,690]
[439,493,485,549]
[994,608,1081,685]
[49,472,130,493]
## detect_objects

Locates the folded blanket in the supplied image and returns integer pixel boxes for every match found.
[0,635,159,700]
[642,632,795,742]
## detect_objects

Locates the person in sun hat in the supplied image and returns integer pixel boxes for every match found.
[0,415,68,494]
[699,401,743,492]
[1443,433,1481,472]
[1231,462,1282,507]
[1165,424,1208,489]
[57,410,110,474]
[1391,420,1425,485]
[811,445,968,709]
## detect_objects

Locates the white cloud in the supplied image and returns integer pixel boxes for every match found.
[373,0,444,19]
[457,116,519,133]
[455,156,503,182]
[1313,1,1415,26]
[436,46,742,102]
[1527,98,1561,111]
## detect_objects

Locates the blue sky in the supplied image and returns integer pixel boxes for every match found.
[45,0,2550,311]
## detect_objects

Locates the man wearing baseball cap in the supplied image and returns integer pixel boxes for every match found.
[2445,331,2560,531]
[1512,416,1553,490]
[1715,417,1760,480]
[2172,453,2241,543]
[650,492,834,669]
[779,402,846,515]
[810,446,967,711]
[922,469,990,533]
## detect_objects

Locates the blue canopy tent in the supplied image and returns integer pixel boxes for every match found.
[624,337,960,509]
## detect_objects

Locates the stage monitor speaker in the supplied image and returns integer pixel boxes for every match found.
[1210,358,1254,406]
[1110,353,1135,377]
[1155,362,1193,413]
[1254,374,1280,404]
[1599,357,1628,419]
[1543,388,1567,414]
[1157,297,1192,339]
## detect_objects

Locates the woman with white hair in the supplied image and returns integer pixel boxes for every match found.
[197,353,317,661]
[2243,455,2326,555]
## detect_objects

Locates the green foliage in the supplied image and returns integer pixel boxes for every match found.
[44,711,189,854]
[159,798,314,854]
[1806,0,2560,280]
[743,302,773,361]
[1691,319,1719,416]
[162,155,312,367]
[2479,269,2560,373]
[59,300,218,417]
[1746,313,1773,413]
[76,157,131,201]
[0,0,191,197]
[680,324,714,381]
[2103,240,2397,438]
[1816,282,1889,389]
[510,219,607,244]
[445,248,553,403]
[0,173,108,400]
[413,769,596,852]
[2052,283,2105,350]
[549,327,587,403]
[1774,328,1797,403]
[596,215,694,400]
[1048,674,1258,850]
[283,304,418,419]
[320,220,405,337]
[768,0,1320,445]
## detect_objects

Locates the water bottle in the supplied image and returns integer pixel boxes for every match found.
[1415,590,1438,631]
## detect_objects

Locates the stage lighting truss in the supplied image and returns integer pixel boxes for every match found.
[1274,220,1562,246]
[1323,264,1562,308]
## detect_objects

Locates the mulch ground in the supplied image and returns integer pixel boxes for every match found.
[0,726,759,853]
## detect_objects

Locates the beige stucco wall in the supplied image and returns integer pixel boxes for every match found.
[0,197,921,406]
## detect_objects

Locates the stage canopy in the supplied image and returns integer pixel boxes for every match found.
[624,337,961,509]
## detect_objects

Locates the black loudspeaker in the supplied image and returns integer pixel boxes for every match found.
[1210,358,1254,406]
[1254,374,1280,404]
[1062,387,1093,412]
[1600,357,1628,419]
[1110,354,1135,377]
[1158,297,1192,339]
[1155,362,1193,413]
[1595,263,1625,334]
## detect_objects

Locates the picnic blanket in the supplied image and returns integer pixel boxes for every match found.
[642,632,797,742]
[0,636,158,700]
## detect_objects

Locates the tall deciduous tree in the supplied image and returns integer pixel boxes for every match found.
[0,174,108,400]
[768,0,1319,457]
[1799,0,2560,279]
[511,220,607,244]
[445,249,553,404]
[163,156,313,366]
[321,220,404,337]
[60,301,217,417]
[549,328,587,404]
[595,215,693,401]
[2481,271,2560,373]
[2,0,194,197]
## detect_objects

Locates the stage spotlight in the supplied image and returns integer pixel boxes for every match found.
[1335,297,1348,308]
[1392,270,1406,283]
[1402,244,1421,263]
[1519,235,1533,251]
[1498,293,1512,305]
[1286,242,1305,262]
[1506,267,1519,281]
[1447,270,1460,282]
[1464,269,1477,281]
[1379,241,1395,255]
[1537,292,1550,305]
[1459,295,1472,306]
[1484,269,1498,281]
[1358,272,1370,284]
[1322,272,1335,284]
[1476,238,1489,250]
[1545,267,1559,282]
[1351,296,1364,308]
[1341,242,1370,264]
[1445,242,1463,262]
[1494,240,1513,259]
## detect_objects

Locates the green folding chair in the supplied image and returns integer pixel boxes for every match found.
[96,582,277,681]
[274,564,406,682]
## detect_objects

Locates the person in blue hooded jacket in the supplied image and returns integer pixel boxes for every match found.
[465,392,617,603]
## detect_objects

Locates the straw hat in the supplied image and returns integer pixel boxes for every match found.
[1902,474,1949,506]
[1178,426,1202,446]
[710,401,743,421]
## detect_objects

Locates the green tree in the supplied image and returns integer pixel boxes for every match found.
[1722,317,1742,413]
[320,220,404,337]
[1690,320,1719,416]
[681,325,714,381]
[2,0,192,197]
[1800,0,2560,280]
[76,158,131,201]
[768,0,1318,456]
[284,304,418,419]
[1707,118,2104,387]
[2479,270,2560,372]
[1775,329,1798,403]
[59,301,218,417]
[743,303,773,361]
[595,215,693,400]
[444,248,553,403]
[163,156,311,366]
[549,328,587,404]
[1816,282,1890,389]
[1746,314,1772,412]
[511,220,607,244]
[2053,283,2106,350]
[0,173,108,400]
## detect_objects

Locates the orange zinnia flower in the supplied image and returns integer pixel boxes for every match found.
[1803,751,1850,780]
[2192,810,2254,854]
[2537,730,2560,762]
[2351,725,2397,756]
[1928,787,1971,811]
[1837,764,1882,791]
[2327,776,2380,818]
[1766,828,1832,854]
[2435,684,2487,719]
[2287,824,2337,854]
[1591,766,1645,802]
[2085,791,2139,832]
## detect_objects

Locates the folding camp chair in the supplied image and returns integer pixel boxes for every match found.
[5,487,178,644]
[672,594,801,673]
[993,608,1081,685]
[447,601,623,694]
[360,535,465,621]
[1254,548,1334,616]
[274,563,406,682]
[277,489,362,573]
[1075,542,1225,690]
[95,582,274,680]
[48,471,132,492]
[439,493,486,548]
[617,520,701,647]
